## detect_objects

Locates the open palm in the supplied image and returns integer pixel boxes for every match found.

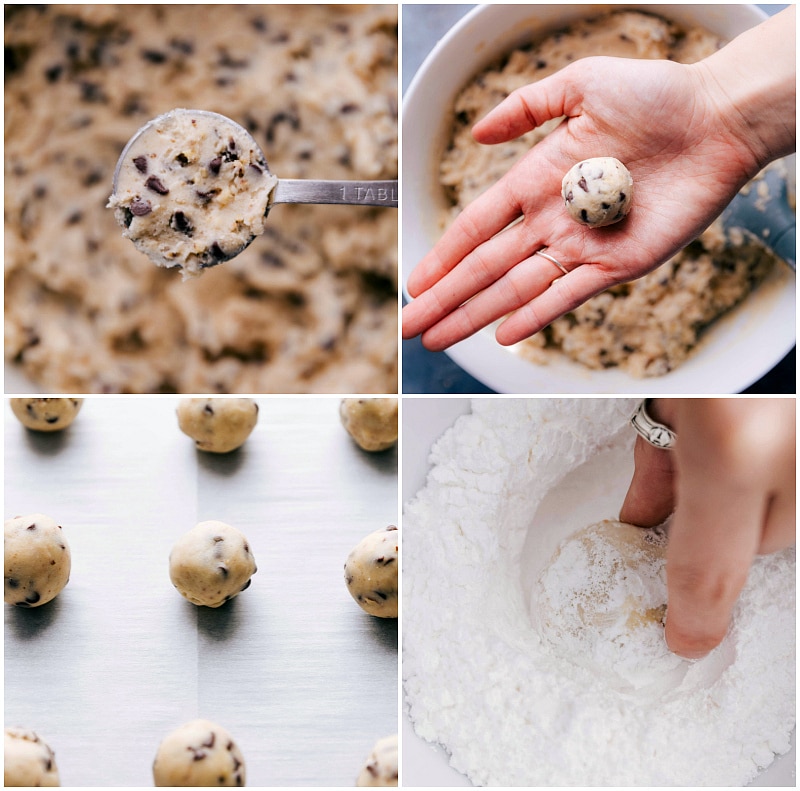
[403,56,762,350]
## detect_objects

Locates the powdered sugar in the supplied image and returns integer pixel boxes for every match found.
[403,399,795,786]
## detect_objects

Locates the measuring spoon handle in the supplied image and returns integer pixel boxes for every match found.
[272,179,397,208]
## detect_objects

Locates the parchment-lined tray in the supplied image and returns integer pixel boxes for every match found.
[4,397,397,786]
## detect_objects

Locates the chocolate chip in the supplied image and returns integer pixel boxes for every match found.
[175,153,190,166]
[208,157,222,175]
[374,590,388,600]
[565,190,573,203]
[204,404,214,416]
[44,64,63,82]
[581,209,589,222]
[45,416,59,424]
[578,177,588,192]
[27,524,36,531]
[203,732,216,749]
[141,49,168,64]
[248,163,263,176]
[240,579,252,592]
[145,175,169,195]
[218,565,229,577]
[66,210,83,224]
[130,198,152,216]
[601,202,610,210]
[208,242,226,261]
[195,189,219,205]
[619,192,626,201]
[170,211,193,236]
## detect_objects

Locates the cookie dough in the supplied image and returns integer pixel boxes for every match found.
[169,521,257,608]
[4,514,71,608]
[344,525,398,618]
[6,5,397,394]
[561,157,633,227]
[356,734,398,787]
[152,719,245,787]
[4,728,60,787]
[109,110,277,278]
[441,10,776,377]
[534,520,683,688]
[340,398,398,451]
[177,398,259,453]
[9,398,83,432]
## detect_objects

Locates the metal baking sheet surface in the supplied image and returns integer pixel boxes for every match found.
[4,397,398,787]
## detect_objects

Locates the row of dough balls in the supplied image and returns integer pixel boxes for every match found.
[9,397,399,454]
[4,515,398,617]
[4,722,398,787]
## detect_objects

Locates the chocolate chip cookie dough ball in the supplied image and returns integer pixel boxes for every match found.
[340,399,398,452]
[169,521,257,608]
[356,734,398,787]
[344,526,398,618]
[10,398,83,432]
[4,514,71,608]
[4,728,60,787]
[153,719,245,787]
[177,399,259,453]
[562,157,634,227]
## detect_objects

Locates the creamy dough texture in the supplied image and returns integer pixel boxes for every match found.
[340,398,398,451]
[441,11,776,377]
[177,398,259,453]
[152,719,245,787]
[562,157,634,227]
[5,4,397,393]
[403,399,795,786]
[356,734,398,787]
[169,521,257,608]
[10,398,83,432]
[344,525,398,618]
[4,514,71,608]
[109,110,277,277]
[4,728,60,787]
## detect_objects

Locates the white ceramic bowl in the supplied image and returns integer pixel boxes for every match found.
[401,398,796,786]
[402,4,795,394]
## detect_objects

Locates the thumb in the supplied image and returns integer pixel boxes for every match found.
[472,64,581,145]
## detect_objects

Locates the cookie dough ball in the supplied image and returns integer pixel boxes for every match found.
[169,521,257,608]
[4,514,71,608]
[177,399,258,453]
[10,398,83,432]
[561,157,633,227]
[356,734,398,787]
[153,719,245,787]
[4,728,60,787]
[340,399,398,452]
[344,526,398,618]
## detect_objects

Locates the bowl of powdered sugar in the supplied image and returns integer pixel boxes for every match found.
[402,398,795,786]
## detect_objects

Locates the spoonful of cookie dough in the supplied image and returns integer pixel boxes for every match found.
[108,109,398,278]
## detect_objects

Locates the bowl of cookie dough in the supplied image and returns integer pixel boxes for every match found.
[402,4,795,394]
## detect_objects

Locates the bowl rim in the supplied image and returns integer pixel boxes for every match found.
[401,3,795,395]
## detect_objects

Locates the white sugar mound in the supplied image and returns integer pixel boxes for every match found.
[402,399,795,786]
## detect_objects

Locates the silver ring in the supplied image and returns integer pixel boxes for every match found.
[630,399,676,449]
[534,249,568,276]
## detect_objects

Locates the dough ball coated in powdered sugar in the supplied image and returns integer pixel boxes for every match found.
[4,514,71,608]
[344,526,398,618]
[169,521,257,608]
[340,398,398,452]
[177,398,258,453]
[356,734,398,787]
[562,157,634,227]
[4,728,60,787]
[152,719,245,787]
[10,398,83,432]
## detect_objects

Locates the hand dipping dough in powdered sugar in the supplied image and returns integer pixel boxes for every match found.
[402,399,795,786]
[561,157,634,227]
[109,109,277,278]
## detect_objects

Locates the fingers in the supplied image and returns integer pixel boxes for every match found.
[405,178,525,298]
[619,437,675,528]
[664,466,763,659]
[417,252,562,351]
[495,262,616,345]
[472,69,576,145]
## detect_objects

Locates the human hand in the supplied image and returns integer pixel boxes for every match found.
[402,54,769,351]
[620,398,796,659]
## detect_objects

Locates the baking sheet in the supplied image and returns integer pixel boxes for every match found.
[4,397,398,787]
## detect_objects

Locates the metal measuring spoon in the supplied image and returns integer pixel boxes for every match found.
[108,109,397,277]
